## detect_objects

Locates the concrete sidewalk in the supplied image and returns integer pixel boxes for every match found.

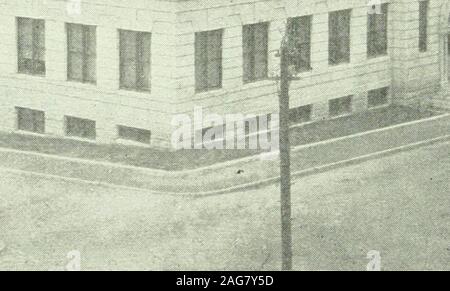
[0,114,449,195]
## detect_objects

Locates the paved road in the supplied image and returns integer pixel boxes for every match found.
[0,141,449,270]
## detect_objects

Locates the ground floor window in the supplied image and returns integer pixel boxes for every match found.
[118,125,151,144]
[368,87,389,108]
[290,105,312,124]
[65,116,96,140]
[329,96,353,117]
[16,107,45,133]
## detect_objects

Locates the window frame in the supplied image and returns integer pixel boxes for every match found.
[195,29,223,93]
[367,87,389,108]
[287,15,313,72]
[290,104,313,124]
[117,125,152,144]
[328,9,352,66]
[64,116,96,140]
[419,0,429,52]
[17,17,46,76]
[243,22,270,83]
[16,107,45,134]
[329,96,353,117]
[367,3,389,58]
[119,30,152,92]
[67,23,97,84]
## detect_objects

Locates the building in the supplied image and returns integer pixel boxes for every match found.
[0,0,449,149]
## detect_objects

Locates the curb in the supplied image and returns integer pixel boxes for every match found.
[0,113,448,177]
[1,135,448,197]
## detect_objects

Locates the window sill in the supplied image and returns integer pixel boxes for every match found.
[195,86,224,95]
[366,54,390,63]
[291,119,315,129]
[242,79,274,90]
[115,138,151,148]
[119,87,151,94]
[368,103,390,110]
[15,130,46,138]
[327,62,353,72]
[14,72,46,80]
[64,135,97,143]
[66,80,98,89]
[329,112,353,120]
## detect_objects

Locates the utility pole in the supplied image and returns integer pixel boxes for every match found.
[278,35,293,271]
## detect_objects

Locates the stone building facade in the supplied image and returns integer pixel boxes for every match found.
[0,0,448,148]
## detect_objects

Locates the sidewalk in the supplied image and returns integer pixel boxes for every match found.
[0,113,448,195]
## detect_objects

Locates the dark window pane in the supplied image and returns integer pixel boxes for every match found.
[18,18,45,75]
[329,10,351,65]
[254,23,269,80]
[287,16,312,72]
[368,4,388,57]
[67,23,96,83]
[329,96,353,117]
[118,126,151,144]
[137,32,151,91]
[195,30,222,92]
[120,30,151,91]
[290,104,313,124]
[65,116,96,140]
[243,23,269,83]
[195,32,208,92]
[368,87,389,107]
[16,107,45,134]
[419,1,429,52]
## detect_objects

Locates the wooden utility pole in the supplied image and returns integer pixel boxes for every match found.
[278,39,292,271]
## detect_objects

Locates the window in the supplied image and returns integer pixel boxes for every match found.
[65,116,96,140]
[368,4,388,57]
[368,87,389,108]
[118,126,151,144]
[120,30,151,91]
[244,114,272,136]
[329,96,353,117]
[195,29,223,92]
[290,105,312,124]
[329,10,351,65]
[243,22,269,83]
[287,16,312,72]
[419,1,429,52]
[16,107,45,133]
[17,17,45,75]
[67,23,96,83]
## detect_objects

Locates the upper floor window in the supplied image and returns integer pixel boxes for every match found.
[17,17,45,75]
[419,1,429,52]
[195,29,223,92]
[67,23,96,84]
[287,15,312,72]
[119,30,151,92]
[329,10,351,65]
[368,4,388,57]
[243,22,269,83]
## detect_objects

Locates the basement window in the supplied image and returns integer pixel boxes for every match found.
[290,105,312,124]
[65,116,96,140]
[368,87,389,108]
[16,107,45,134]
[118,125,151,144]
[329,96,353,117]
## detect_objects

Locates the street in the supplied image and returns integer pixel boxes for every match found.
[0,141,448,271]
